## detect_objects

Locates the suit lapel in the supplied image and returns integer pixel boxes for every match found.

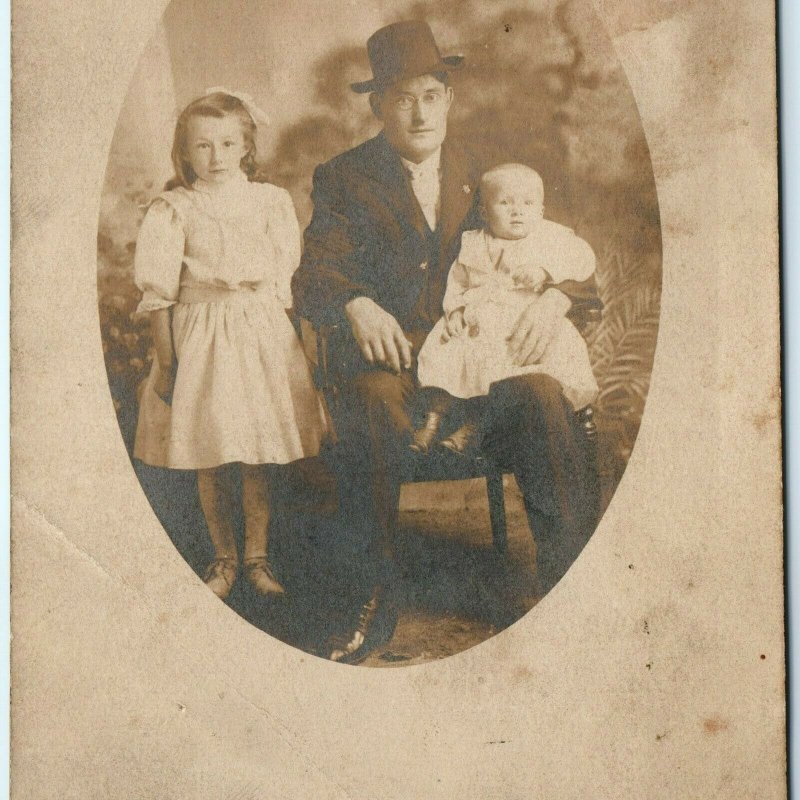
[439,141,476,252]
[360,134,476,246]
[362,133,429,239]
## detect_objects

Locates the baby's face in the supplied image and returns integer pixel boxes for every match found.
[481,173,544,240]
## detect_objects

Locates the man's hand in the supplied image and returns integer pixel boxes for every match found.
[507,288,571,366]
[345,296,412,374]
[441,308,467,343]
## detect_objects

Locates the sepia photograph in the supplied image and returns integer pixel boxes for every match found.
[97,0,662,666]
[12,0,785,795]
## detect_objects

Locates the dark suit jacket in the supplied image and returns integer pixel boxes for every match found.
[292,133,599,369]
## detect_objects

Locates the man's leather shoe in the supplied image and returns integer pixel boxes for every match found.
[328,587,399,665]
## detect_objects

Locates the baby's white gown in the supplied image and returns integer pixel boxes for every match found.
[133,172,327,470]
[417,227,599,410]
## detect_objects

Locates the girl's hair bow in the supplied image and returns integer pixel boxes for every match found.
[203,86,270,126]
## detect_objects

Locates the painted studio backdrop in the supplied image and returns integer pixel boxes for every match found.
[97,0,662,661]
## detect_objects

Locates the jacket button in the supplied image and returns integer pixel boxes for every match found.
[419,261,428,271]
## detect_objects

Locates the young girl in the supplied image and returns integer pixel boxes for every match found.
[133,90,327,600]
[413,163,598,453]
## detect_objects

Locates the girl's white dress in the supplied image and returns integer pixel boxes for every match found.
[416,226,599,410]
[133,172,327,470]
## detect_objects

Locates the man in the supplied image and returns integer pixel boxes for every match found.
[292,21,600,663]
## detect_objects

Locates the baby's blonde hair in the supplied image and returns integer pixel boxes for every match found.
[479,163,545,204]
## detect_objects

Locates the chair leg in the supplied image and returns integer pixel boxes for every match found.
[577,406,602,526]
[486,471,507,553]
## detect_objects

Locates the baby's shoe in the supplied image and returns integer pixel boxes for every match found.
[410,411,443,454]
[203,557,238,600]
[439,423,478,455]
[244,556,286,597]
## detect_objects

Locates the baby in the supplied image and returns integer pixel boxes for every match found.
[413,163,599,454]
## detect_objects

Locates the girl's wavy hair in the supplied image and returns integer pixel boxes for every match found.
[167,92,258,189]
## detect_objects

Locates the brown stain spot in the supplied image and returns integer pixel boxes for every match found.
[751,409,777,433]
[752,386,781,432]
[513,665,534,682]
[703,716,730,735]
[760,654,766,660]
[707,54,734,79]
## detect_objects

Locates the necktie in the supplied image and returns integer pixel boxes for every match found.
[407,164,440,230]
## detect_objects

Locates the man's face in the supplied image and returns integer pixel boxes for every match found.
[481,172,544,240]
[371,74,453,163]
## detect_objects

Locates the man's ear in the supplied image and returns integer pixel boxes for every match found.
[444,85,454,109]
[369,92,383,120]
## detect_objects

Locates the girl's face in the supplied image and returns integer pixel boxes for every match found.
[184,114,249,185]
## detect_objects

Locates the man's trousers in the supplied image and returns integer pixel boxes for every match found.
[330,368,600,600]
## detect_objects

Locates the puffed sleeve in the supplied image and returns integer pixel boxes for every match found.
[134,198,185,313]
[541,222,596,284]
[267,187,302,310]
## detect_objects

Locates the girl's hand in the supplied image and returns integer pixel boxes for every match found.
[149,308,177,403]
[441,309,466,343]
[154,365,176,406]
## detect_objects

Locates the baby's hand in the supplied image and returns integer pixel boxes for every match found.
[512,271,545,291]
[441,309,466,343]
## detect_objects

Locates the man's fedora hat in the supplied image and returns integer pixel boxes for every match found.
[351,21,463,94]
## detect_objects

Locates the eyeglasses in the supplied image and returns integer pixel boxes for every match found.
[392,92,446,112]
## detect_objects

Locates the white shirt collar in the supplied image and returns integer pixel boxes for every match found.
[400,148,441,178]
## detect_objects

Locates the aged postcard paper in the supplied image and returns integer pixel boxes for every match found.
[12,0,783,797]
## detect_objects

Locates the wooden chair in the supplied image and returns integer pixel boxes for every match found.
[301,308,601,553]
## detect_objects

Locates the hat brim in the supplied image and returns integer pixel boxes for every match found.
[350,55,464,94]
